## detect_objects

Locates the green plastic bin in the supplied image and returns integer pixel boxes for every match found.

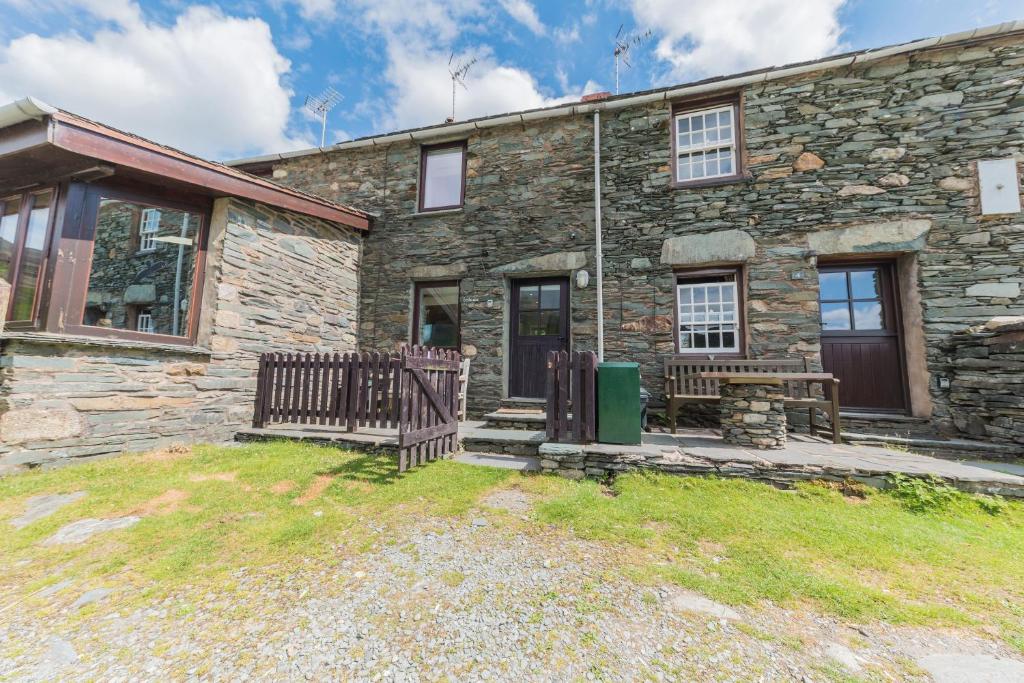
[597,362,642,445]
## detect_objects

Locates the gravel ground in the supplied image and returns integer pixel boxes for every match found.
[2,491,1021,682]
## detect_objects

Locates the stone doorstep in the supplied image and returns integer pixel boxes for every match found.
[843,431,1024,457]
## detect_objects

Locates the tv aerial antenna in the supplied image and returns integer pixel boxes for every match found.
[613,25,652,94]
[304,86,343,148]
[448,54,477,121]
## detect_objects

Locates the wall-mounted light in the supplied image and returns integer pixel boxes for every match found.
[575,270,590,289]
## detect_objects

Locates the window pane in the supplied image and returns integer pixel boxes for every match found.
[850,270,881,300]
[853,301,883,330]
[417,283,459,347]
[677,159,691,180]
[10,191,52,321]
[518,311,542,336]
[0,196,20,284]
[539,310,561,335]
[539,284,561,309]
[676,117,690,134]
[819,272,848,301]
[519,285,539,310]
[821,302,851,330]
[83,198,200,337]
[421,146,464,209]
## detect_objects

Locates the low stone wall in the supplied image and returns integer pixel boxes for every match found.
[945,317,1024,447]
[0,199,361,473]
[536,443,1024,497]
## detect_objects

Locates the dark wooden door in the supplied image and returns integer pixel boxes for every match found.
[819,262,907,412]
[509,277,569,398]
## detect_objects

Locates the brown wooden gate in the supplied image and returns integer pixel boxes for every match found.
[397,346,462,472]
[252,346,461,473]
[546,350,597,444]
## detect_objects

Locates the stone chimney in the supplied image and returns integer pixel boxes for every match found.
[581,91,611,103]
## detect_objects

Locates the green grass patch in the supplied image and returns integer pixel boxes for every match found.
[3,442,1024,652]
[522,472,1024,649]
[0,441,511,600]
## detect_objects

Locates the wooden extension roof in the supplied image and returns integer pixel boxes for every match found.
[0,99,370,231]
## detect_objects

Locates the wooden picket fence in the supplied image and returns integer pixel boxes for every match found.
[545,350,597,444]
[251,346,461,473]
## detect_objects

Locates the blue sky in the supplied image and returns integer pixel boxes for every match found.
[0,0,1020,160]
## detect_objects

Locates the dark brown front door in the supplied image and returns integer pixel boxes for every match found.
[509,277,569,398]
[819,262,907,412]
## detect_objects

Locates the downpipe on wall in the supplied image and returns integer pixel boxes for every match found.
[593,110,605,362]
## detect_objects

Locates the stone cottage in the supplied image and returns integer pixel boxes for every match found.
[2,21,1023,471]
[0,100,367,471]
[230,22,1024,448]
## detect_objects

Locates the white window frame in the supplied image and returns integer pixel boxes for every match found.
[673,104,738,184]
[136,309,154,334]
[676,276,741,354]
[138,208,160,252]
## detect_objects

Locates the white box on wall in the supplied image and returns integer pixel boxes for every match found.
[978,159,1022,215]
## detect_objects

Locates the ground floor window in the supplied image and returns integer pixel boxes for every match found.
[80,196,202,338]
[413,280,459,348]
[0,179,209,344]
[0,189,55,324]
[676,269,742,354]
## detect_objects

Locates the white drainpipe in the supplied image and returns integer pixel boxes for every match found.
[593,110,605,363]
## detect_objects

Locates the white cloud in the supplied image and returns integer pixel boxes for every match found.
[631,0,846,82]
[0,1,311,159]
[384,46,577,129]
[499,0,546,36]
[332,0,581,132]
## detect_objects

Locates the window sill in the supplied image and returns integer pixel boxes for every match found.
[0,330,212,356]
[405,207,464,219]
[670,173,752,190]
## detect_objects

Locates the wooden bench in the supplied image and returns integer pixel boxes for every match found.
[664,358,842,443]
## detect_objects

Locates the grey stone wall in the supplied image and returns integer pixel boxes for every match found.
[0,198,360,472]
[267,32,1024,435]
[945,317,1024,445]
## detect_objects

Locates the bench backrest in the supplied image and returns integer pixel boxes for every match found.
[665,357,810,398]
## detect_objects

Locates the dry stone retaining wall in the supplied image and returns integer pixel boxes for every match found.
[945,317,1024,446]
[0,199,361,472]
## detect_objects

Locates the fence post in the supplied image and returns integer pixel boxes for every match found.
[252,353,268,428]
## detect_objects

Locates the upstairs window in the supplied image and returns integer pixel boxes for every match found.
[676,269,743,354]
[0,189,55,324]
[419,142,466,211]
[672,99,743,186]
[138,208,161,252]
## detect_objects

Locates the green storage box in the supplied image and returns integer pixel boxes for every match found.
[597,362,642,445]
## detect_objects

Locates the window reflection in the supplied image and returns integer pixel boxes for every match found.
[83,198,200,336]
[416,282,459,348]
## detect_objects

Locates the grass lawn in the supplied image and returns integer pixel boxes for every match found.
[2,441,1023,652]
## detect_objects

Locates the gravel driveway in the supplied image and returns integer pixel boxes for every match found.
[2,490,1021,682]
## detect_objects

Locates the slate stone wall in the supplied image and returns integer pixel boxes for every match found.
[266,32,1024,437]
[945,317,1024,446]
[0,198,361,472]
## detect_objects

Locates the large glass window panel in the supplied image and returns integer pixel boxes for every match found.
[83,198,200,337]
[420,145,464,210]
[0,196,20,284]
[853,301,884,330]
[416,282,459,348]
[10,191,52,321]
[539,284,561,309]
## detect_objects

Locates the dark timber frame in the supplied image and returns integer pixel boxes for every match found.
[669,92,749,189]
[417,140,468,213]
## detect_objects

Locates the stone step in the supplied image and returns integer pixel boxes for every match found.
[454,452,541,471]
[498,397,548,411]
[842,431,1024,460]
[460,426,545,457]
[482,409,559,430]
